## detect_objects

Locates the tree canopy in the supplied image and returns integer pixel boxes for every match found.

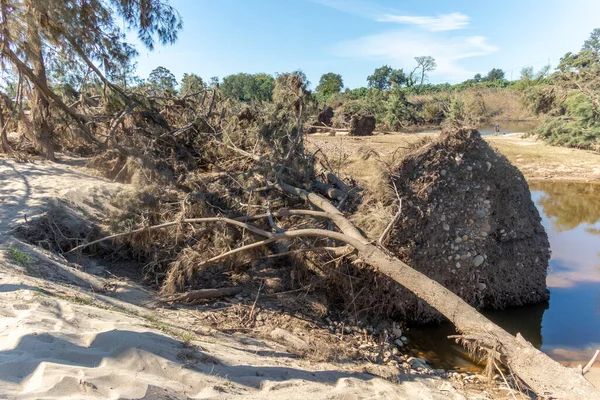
[180,73,204,95]
[221,73,274,102]
[316,72,343,96]
[484,68,506,82]
[367,65,406,91]
[148,66,177,93]
[0,0,182,159]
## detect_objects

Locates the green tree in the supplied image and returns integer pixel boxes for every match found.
[367,65,393,90]
[180,73,204,95]
[148,66,177,93]
[0,0,182,160]
[484,68,506,82]
[221,73,274,102]
[316,72,343,96]
[520,67,534,81]
[583,28,600,53]
[389,69,407,87]
[209,76,220,88]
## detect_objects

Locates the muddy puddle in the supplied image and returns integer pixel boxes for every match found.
[407,181,600,371]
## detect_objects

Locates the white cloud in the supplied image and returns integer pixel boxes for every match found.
[377,12,470,31]
[335,31,498,82]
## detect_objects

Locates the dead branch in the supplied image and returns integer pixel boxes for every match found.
[65,209,336,254]
[583,349,600,375]
[167,286,243,303]
[312,182,345,201]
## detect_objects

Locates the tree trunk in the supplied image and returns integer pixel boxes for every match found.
[0,101,9,153]
[277,183,600,400]
[26,3,54,161]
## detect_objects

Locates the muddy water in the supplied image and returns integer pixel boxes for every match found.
[412,120,539,136]
[475,120,539,135]
[408,181,600,371]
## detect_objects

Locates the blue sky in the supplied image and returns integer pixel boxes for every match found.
[129,0,600,89]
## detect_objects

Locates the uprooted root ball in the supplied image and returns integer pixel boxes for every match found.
[387,128,550,322]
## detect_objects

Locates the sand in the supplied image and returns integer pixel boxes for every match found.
[0,157,481,399]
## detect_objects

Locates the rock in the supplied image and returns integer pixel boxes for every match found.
[473,255,485,267]
[486,161,492,171]
[475,208,486,218]
[441,169,447,176]
[440,214,446,221]
[455,262,461,268]
[454,237,462,243]
[480,223,491,233]
[443,223,450,231]
[466,166,472,171]
[462,235,468,241]
[394,339,404,347]
[400,336,408,342]
[477,282,487,290]
[392,325,403,337]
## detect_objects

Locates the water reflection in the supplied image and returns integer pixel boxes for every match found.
[476,120,540,136]
[530,181,600,232]
[530,182,600,289]
[408,181,600,369]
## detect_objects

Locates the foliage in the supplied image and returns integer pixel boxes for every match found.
[383,88,416,129]
[530,28,600,150]
[484,68,506,82]
[367,65,406,91]
[221,73,274,102]
[148,66,177,94]
[180,73,204,95]
[0,0,182,159]
[316,72,343,97]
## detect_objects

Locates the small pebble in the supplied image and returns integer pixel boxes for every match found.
[473,255,485,267]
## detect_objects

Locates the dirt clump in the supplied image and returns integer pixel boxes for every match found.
[317,106,334,127]
[349,115,376,136]
[383,128,550,322]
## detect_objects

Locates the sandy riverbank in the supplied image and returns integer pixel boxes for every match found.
[0,157,504,399]
[306,132,600,184]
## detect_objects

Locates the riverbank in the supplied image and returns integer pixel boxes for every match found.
[0,157,510,399]
[486,133,600,182]
[306,132,600,184]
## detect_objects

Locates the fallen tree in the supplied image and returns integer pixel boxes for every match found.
[15,68,594,397]
[72,142,600,399]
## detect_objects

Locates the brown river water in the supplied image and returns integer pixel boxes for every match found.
[407,181,600,371]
